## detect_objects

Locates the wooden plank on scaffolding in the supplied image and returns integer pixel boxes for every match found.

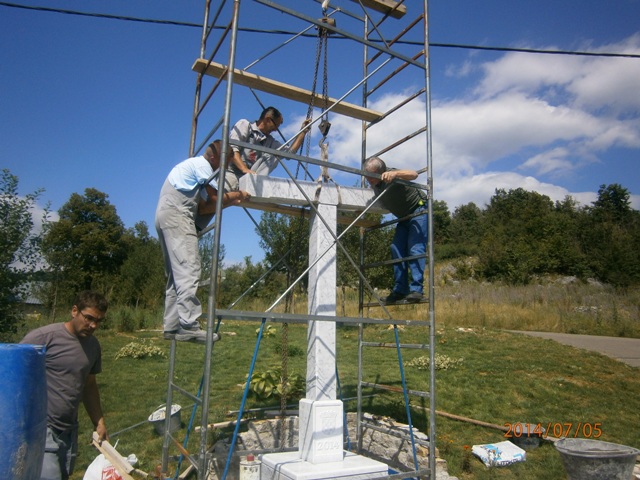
[349,0,407,19]
[192,60,383,123]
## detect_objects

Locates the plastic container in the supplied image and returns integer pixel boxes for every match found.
[555,438,640,480]
[0,343,48,479]
[239,454,261,480]
[148,404,182,435]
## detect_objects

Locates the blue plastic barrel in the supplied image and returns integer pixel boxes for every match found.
[0,343,48,479]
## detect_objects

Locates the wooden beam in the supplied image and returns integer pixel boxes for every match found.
[91,433,141,479]
[192,60,383,123]
[349,0,407,19]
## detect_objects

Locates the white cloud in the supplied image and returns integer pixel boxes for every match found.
[475,36,640,113]
[288,34,640,211]
[519,147,577,176]
[436,171,597,211]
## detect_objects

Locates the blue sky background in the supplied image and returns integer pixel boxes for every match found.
[2,0,639,265]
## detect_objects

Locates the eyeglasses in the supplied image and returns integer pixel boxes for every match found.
[79,310,105,326]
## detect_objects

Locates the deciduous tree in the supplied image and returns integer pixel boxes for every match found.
[41,188,126,306]
[0,169,48,337]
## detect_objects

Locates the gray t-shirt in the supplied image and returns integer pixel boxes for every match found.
[228,119,283,176]
[21,323,102,432]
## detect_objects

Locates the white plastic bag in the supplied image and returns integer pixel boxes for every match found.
[83,453,123,480]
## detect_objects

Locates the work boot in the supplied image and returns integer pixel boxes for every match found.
[382,291,406,304]
[405,292,425,303]
[164,326,221,343]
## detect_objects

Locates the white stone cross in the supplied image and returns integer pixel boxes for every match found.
[239,175,388,477]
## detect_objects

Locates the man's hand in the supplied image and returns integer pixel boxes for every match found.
[381,170,398,183]
[95,417,108,444]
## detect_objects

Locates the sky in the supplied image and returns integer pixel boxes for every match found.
[2,0,639,265]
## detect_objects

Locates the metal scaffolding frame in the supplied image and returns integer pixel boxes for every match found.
[161,1,436,478]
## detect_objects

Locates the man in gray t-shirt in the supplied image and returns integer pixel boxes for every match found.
[21,291,109,480]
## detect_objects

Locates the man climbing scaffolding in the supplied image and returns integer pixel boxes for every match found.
[364,156,428,305]
[225,106,311,191]
[155,140,250,342]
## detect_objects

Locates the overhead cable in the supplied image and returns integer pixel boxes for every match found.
[1,1,639,59]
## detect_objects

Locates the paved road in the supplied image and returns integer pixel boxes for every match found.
[509,331,640,368]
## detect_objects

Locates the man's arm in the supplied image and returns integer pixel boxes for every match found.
[287,118,311,153]
[199,185,250,214]
[83,374,108,442]
[381,169,418,182]
[229,119,255,175]
[232,150,254,175]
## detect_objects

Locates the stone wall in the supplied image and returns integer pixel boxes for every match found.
[207,412,455,479]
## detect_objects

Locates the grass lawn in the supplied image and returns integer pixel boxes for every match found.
[69,317,640,479]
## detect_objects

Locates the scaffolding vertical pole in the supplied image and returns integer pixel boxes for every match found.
[197,0,242,476]
[190,0,212,156]
[161,341,177,475]
[356,8,371,456]
[422,1,437,478]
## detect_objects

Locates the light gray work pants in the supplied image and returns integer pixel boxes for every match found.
[40,427,77,480]
[155,179,202,332]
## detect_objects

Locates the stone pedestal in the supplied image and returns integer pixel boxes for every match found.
[260,451,388,480]
[299,399,343,463]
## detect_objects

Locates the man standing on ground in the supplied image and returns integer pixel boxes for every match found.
[226,106,311,191]
[364,156,428,304]
[155,140,249,342]
[21,290,109,480]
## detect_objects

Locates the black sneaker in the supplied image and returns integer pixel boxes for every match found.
[405,292,424,303]
[382,291,407,304]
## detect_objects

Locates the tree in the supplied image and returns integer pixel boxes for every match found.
[257,212,310,303]
[440,202,484,259]
[579,184,640,287]
[41,188,126,306]
[337,212,394,292]
[0,169,48,338]
[591,183,633,223]
[432,199,451,244]
[113,221,166,309]
[479,188,560,283]
[218,256,273,308]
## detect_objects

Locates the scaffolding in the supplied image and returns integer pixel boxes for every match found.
[161,1,436,478]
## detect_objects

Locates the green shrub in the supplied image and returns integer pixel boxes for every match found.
[405,353,463,371]
[247,367,305,400]
[115,341,166,360]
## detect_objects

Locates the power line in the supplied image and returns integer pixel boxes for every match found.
[0,1,202,27]
[1,1,639,59]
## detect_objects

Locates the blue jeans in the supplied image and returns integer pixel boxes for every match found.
[391,208,427,295]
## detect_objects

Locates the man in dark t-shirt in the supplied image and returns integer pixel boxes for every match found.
[364,156,428,304]
[21,290,109,480]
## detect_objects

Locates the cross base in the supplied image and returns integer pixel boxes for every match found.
[260,451,388,480]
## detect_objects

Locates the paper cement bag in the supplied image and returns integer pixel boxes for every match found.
[472,440,526,467]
